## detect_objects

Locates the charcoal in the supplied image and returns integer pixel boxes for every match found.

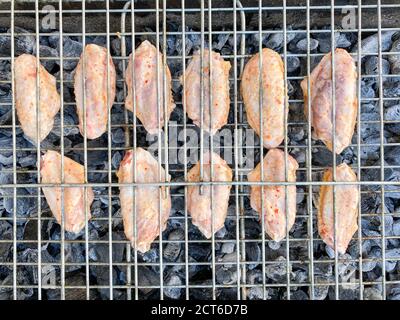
[265,256,289,282]
[364,287,383,300]
[110,37,122,56]
[390,286,400,300]
[336,288,359,300]
[0,154,13,166]
[3,188,35,217]
[312,277,330,300]
[111,128,125,145]
[55,37,83,70]
[175,35,193,56]
[337,254,357,282]
[385,248,400,272]
[336,33,353,48]
[0,27,35,56]
[288,290,308,300]
[385,105,400,134]
[250,33,268,48]
[221,242,235,254]
[360,135,384,160]
[54,69,76,90]
[246,242,261,270]
[0,221,12,261]
[361,80,376,99]
[188,243,210,261]
[393,220,400,236]
[383,80,400,98]
[286,54,300,73]
[292,268,308,283]
[389,39,400,74]
[244,219,262,238]
[247,287,264,300]
[214,33,230,51]
[362,258,377,272]
[365,56,390,75]
[18,154,37,168]
[352,31,396,54]
[0,107,11,126]
[48,32,62,48]
[164,274,182,299]
[136,266,160,295]
[312,147,343,167]
[385,147,400,166]
[86,36,107,48]
[52,113,80,137]
[287,80,295,96]
[215,225,227,239]
[141,248,159,263]
[39,45,59,72]
[190,279,214,299]
[264,33,284,50]
[268,240,281,251]
[382,214,394,236]
[111,151,122,169]
[163,229,183,262]
[314,32,340,53]
[64,243,85,273]
[296,38,318,52]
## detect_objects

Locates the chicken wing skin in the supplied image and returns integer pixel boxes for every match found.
[15,54,60,143]
[318,163,359,254]
[241,48,287,149]
[116,147,171,253]
[248,149,298,242]
[300,48,357,154]
[124,40,175,135]
[74,44,116,140]
[41,150,93,233]
[187,152,233,238]
[181,49,231,134]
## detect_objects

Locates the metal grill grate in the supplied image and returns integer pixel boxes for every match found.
[0,0,399,300]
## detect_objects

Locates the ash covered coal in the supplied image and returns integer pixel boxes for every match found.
[0,24,399,301]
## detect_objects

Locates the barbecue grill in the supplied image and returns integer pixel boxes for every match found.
[0,0,400,301]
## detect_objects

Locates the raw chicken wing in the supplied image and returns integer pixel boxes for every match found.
[15,54,60,143]
[187,151,232,238]
[124,40,175,135]
[74,44,116,139]
[318,163,359,254]
[117,147,171,253]
[181,49,231,134]
[300,48,357,154]
[248,149,298,241]
[41,150,93,233]
[241,48,287,149]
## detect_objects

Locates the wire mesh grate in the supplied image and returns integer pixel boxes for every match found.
[0,0,399,300]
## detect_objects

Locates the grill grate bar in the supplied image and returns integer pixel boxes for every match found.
[58,0,66,301]
[356,0,364,300]
[377,0,387,300]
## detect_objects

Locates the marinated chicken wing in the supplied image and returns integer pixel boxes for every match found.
[41,150,93,233]
[241,48,287,149]
[248,149,298,241]
[74,44,116,139]
[117,147,171,253]
[187,152,232,238]
[300,48,357,154]
[125,40,175,135]
[15,54,60,143]
[181,49,231,134]
[318,163,359,254]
